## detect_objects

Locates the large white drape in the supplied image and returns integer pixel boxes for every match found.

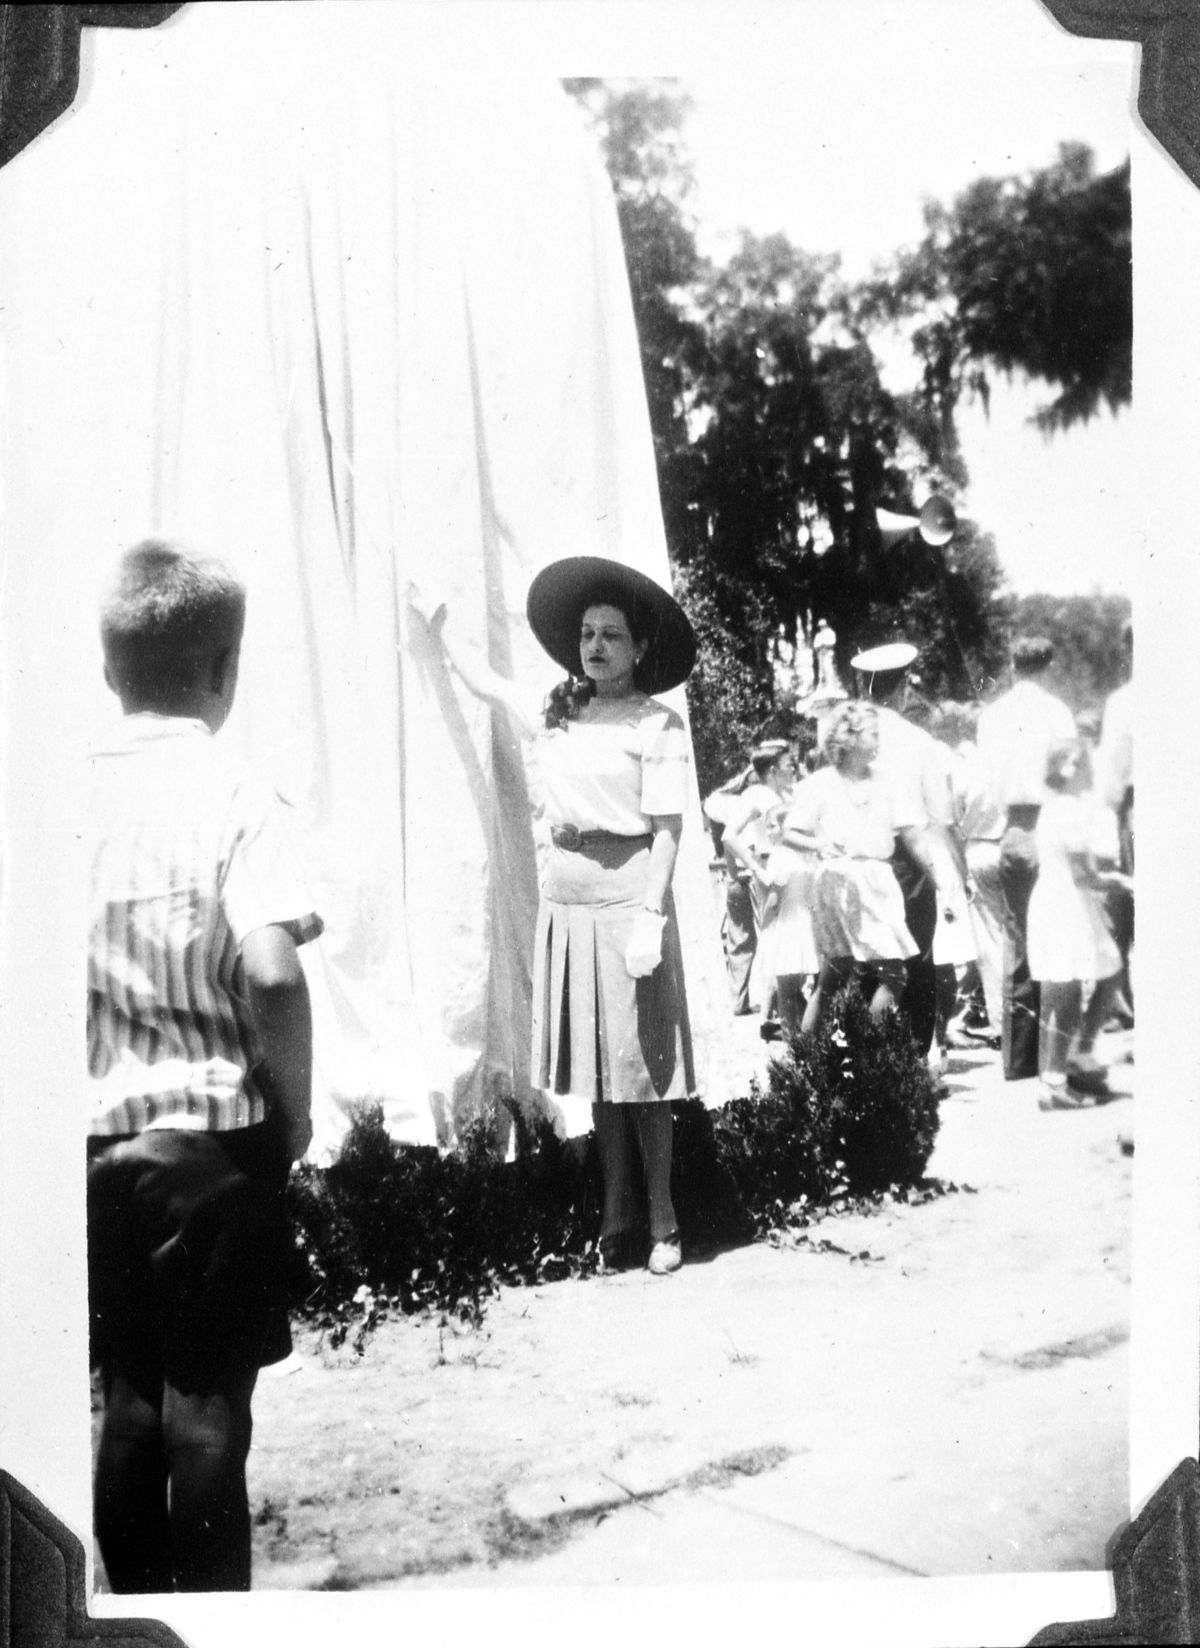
[0,2,737,1156]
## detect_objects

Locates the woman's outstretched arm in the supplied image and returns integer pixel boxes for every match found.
[408,584,537,739]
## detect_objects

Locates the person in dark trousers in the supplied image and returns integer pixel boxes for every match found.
[976,636,1075,1080]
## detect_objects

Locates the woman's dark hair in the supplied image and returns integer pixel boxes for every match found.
[543,587,656,728]
[544,675,595,730]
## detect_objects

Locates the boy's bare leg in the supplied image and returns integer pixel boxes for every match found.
[162,1371,257,1591]
[94,1372,173,1593]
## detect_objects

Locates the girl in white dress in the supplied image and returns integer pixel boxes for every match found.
[411,558,697,1275]
[759,831,821,1038]
[1027,737,1128,1109]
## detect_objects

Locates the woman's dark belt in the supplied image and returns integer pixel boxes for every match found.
[549,825,652,852]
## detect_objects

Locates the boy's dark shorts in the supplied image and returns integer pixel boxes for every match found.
[87,1114,294,1397]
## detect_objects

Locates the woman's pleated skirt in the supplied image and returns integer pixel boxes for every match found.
[531,835,696,1107]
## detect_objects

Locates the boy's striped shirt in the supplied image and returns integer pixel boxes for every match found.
[87,715,322,1135]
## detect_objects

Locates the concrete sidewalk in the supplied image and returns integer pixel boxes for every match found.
[398,1029,1133,1588]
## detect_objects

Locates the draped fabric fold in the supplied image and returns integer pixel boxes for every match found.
[0,2,737,1156]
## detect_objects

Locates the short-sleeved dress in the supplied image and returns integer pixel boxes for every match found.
[783,766,917,965]
[530,694,696,1107]
[1026,793,1121,984]
[759,841,821,977]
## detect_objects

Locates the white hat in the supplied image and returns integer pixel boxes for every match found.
[850,641,918,673]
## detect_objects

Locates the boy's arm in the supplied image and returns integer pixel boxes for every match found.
[722,808,770,885]
[242,923,313,1162]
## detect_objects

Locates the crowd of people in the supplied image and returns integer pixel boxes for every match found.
[83,538,1132,1593]
[704,631,1135,1107]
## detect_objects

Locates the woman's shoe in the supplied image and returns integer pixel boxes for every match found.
[1066,1054,1111,1097]
[1038,1078,1089,1111]
[647,1232,682,1276]
[597,1231,635,1274]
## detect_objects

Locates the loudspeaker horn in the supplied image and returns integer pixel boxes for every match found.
[876,496,957,549]
[918,494,956,546]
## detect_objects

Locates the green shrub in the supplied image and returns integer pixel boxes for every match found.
[287,986,942,1328]
[781,984,941,1195]
[670,1098,756,1249]
[287,1103,606,1327]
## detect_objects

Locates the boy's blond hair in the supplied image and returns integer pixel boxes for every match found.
[101,539,246,706]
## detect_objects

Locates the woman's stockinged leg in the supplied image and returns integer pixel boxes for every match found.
[869,961,907,1021]
[632,1103,677,1244]
[1077,972,1120,1056]
[592,1101,637,1241]
[776,974,808,1038]
[802,959,848,1034]
[1040,980,1082,1079]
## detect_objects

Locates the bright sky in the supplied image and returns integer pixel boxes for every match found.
[607,0,1140,597]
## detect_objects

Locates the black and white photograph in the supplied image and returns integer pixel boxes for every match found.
[0,3,1194,1644]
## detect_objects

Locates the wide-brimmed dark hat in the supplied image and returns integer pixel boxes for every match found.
[526,556,697,694]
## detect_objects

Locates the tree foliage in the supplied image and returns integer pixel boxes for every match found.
[862,144,1132,434]
[563,86,1125,785]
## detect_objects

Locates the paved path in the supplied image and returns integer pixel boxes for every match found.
[405,1030,1130,1587]
[251,1025,1132,1598]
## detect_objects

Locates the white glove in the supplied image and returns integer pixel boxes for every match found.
[625,909,665,978]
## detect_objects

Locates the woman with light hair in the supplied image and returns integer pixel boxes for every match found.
[779,701,916,1033]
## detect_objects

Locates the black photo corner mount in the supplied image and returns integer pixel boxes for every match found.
[0,4,184,172]
[0,0,1195,1642]
[0,1470,186,1647]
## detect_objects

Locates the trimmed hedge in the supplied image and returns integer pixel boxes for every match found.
[286,984,941,1331]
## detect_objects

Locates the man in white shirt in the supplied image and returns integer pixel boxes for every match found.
[853,643,966,1061]
[976,635,1076,1080]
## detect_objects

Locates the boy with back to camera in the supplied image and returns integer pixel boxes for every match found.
[86,540,322,1592]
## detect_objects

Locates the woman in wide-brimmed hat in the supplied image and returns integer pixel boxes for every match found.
[409,557,698,1276]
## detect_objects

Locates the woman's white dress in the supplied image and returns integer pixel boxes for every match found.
[782,767,917,964]
[760,842,821,977]
[530,694,696,1107]
[1026,793,1121,984]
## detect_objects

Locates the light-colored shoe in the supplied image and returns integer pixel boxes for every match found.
[647,1233,682,1276]
[1038,1079,1089,1112]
